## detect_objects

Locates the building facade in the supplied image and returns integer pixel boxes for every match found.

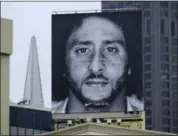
[0,18,13,135]
[102,1,178,133]
[10,104,52,135]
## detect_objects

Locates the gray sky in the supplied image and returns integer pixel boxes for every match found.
[1,2,101,108]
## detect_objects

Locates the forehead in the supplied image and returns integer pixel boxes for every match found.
[70,16,124,42]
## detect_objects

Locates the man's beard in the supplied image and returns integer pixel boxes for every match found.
[66,72,126,108]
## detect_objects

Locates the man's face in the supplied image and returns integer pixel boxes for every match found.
[66,16,128,104]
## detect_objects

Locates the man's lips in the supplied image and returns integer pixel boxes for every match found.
[85,79,108,86]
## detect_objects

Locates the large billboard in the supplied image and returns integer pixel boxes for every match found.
[52,11,143,114]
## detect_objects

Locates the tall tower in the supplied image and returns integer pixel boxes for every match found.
[22,36,44,108]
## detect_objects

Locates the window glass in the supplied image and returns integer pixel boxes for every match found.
[144,46,151,53]
[160,1,168,8]
[144,37,151,44]
[160,20,164,35]
[144,64,151,71]
[162,99,170,107]
[145,82,152,88]
[161,64,169,71]
[161,91,170,98]
[171,21,175,37]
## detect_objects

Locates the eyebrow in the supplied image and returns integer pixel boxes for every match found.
[71,40,93,47]
[102,40,125,46]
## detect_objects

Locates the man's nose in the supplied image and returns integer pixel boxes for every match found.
[89,54,105,74]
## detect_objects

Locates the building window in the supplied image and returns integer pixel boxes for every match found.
[172,38,177,46]
[162,118,170,126]
[146,19,151,35]
[125,1,134,7]
[145,82,152,88]
[144,46,151,53]
[161,64,169,71]
[172,82,178,89]
[144,55,152,61]
[160,1,168,8]
[172,101,178,108]
[171,11,178,18]
[172,47,177,55]
[146,109,152,116]
[116,2,125,8]
[172,56,177,63]
[161,81,169,89]
[144,11,150,17]
[161,36,168,44]
[171,21,175,37]
[160,20,164,35]
[145,100,152,107]
[162,127,170,132]
[160,10,168,17]
[172,65,177,72]
[161,46,169,53]
[162,99,170,107]
[161,55,169,62]
[161,91,170,98]
[171,2,178,10]
[144,64,151,71]
[144,37,151,44]
[146,118,152,125]
[143,2,150,8]
[102,2,117,9]
[162,108,170,116]
[172,120,178,126]
[161,73,169,80]
[144,73,151,80]
[145,91,152,97]
[172,74,177,81]
[173,110,178,117]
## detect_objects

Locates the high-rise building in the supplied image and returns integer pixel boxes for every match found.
[22,36,44,108]
[102,1,178,133]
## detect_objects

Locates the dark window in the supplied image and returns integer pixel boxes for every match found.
[144,64,151,71]
[171,2,178,10]
[144,55,152,61]
[161,46,169,53]
[146,19,151,35]
[146,118,152,125]
[162,81,169,89]
[145,82,152,88]
[145,91,152,97]
[162,99,170,107]
[172,74,177,81]
[162,127,170,132]
[172,47,177,55]
[160,10,168,16]
[161,72,169,80]
[171,38,177,46]
[172,120,178,126]
[102,2,117,9]
[144,11,150,17]
[172,92,177,99]
[116,2,125,8]
[146,126,152,130]
[144,73,151,80]
[144,37,151,44]
[172,82,178,89]
[161,91,170,98]
[162,118,170,125]
[125,1,134,7]
[160,20,164,35]
[172,65,178,72]
[145,100,152,107]
[172,56,177,63]
[160,2,168,8]
[161,36,168,44]
[172,101,178,108]
[171,11,178,18]
[161,64,169,71]
[144,46,151,53]
[143,2,150,8]
[161,55,169,62]
[173,110,178,117]
[146,109,152,116]
[162,108,170,116]
[171,21,175,37]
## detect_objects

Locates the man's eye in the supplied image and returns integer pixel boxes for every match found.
[104,47,118,54]
[76,48,90,55]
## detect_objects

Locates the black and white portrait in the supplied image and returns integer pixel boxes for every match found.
[52,11,144,114]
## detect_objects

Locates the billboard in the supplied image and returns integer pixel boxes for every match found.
[52,11,143,114]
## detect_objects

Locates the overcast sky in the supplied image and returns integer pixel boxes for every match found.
[1,2,101,108]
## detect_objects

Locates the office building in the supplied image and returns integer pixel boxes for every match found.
[10,103,52,135]
[102,1,178,133]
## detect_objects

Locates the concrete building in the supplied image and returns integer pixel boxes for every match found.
[102,1,178,133]
[40,123,177,135]
[0,18,13,135]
